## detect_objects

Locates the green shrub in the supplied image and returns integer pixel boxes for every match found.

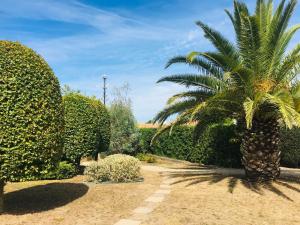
[109,84,139,154]
[45,161,77,180]
[280,128,300,168]
[136,153,157,163]
[84,154,141,183]
[0,41,64,182]
[139,124,241,168]
[63,93,108,166]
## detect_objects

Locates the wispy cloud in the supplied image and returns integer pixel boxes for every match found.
[2,0,299,122]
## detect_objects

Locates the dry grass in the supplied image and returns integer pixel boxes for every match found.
[0,170,162,225]
[142,169,300,225]
[1,157,300,225]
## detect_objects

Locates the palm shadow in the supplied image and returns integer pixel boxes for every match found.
[163,168,300,201]
[4,182,89,215]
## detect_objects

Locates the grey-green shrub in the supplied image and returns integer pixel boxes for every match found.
[84,154,141,183]
[0,41,64,182]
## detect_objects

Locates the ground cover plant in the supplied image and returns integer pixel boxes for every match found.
[154,0,300,182]
[0,41,64,212]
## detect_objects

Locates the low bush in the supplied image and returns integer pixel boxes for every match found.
[280,128,300,168]
[44,161,77,180]
[139,124,242,168]
[84,154,141,183]
[136,153,157,163]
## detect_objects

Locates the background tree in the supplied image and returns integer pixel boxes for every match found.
[109,84,140,154]
[154,0,300,182]
[0,41,64,212]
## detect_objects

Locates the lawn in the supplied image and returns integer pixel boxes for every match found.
[1,158,300,225]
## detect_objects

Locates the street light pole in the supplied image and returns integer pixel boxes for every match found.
[102,75,107,106]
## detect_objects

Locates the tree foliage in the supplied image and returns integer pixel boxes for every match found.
[0,41,64,182]
[154,0,300,138]
[109,84,139,154]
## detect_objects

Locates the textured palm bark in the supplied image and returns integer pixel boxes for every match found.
[0,180,4,213]
[241,118,281,182]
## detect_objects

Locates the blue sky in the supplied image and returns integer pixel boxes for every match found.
[1,0,300,122]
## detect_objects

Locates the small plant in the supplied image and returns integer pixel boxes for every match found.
[84,154,141,183]
[136,153,157,163]
[44,161,77,180]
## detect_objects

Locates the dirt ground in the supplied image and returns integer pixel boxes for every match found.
[1,158,300,225]
[142,165,300,225]
[0,170,162,225]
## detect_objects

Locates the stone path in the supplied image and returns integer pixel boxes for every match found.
[113,173,174,225]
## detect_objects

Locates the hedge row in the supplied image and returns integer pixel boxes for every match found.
[280,128,300,168]
[139,125,300,168]
[139,124,242,168]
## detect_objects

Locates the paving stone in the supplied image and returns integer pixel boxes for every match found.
[155,189,171,194]
[133,207,154,214]
[145,195,165,203]
[114,219,141,225]
[160,184,171,189]
[162,179,173,185]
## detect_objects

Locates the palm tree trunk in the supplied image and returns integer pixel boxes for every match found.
[0,180,4,213]
[241,118,281,182]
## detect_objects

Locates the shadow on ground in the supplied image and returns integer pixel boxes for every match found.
[165,169,300,201]
[4,182,89,215]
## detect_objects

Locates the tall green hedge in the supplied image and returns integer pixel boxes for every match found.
[139,124,242,168]
[0,41,64,182]
[63,93,110,166]
[280,128,300,168]
[90,98,111,154]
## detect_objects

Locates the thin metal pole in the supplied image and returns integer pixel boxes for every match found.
[103,75,107,105]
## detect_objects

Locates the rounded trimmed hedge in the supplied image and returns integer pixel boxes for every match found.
[0,41,64,181]
[63,93,110,166]
[90,98,110,155]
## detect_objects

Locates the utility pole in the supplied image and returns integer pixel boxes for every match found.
[102,75,107,105]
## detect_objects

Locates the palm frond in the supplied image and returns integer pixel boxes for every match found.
[165,56,223,79]
[157,74,226,91]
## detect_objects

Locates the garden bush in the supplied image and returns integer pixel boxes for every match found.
[63,93,110,166]
[84,154,141,183]
[0,41,64,182]
[136,153,157,163]
[280,128,300,168]
[139,124,241,168]
[44,161,77,180]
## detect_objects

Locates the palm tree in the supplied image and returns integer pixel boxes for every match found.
[154,0,300,182]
